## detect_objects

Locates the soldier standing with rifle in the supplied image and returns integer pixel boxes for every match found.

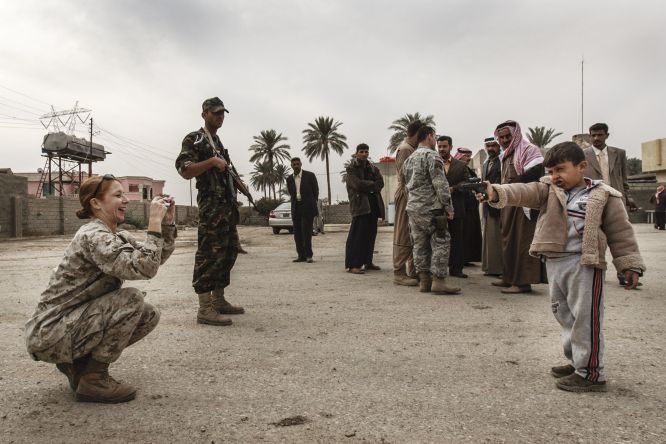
[176,97,246,326]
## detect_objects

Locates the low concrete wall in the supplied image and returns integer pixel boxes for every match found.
[11,196,198,237]
[0,173,28,238]
[237,203,352,226]
[323,204,351,224]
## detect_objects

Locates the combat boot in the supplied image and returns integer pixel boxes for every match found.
[197,293,233,326]
[432,276,461,294]
[418,272,432,293]
[211,289,245,315]
[75,359,136,403]
[56,354,90,391]
[393,268,418,286]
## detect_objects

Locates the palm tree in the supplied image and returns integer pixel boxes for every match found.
[387,112,436,153]
[249,161,273,198]
[302,116,348,204]
[340,156,354,184]
[273,163,291,199]
[249,129,291,198]
[527,126,562,148]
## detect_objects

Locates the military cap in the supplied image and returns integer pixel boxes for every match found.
[202,97,229,113]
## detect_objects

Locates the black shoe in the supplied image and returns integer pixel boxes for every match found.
[293,257,306,263]
[450,272,468,278]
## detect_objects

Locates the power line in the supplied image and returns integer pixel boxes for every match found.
[0,113,39,122]
[0,100,43,117]
[0,83,54,107]
[95,129,176,165]
[0,94,48,114]
[0,125,43,130]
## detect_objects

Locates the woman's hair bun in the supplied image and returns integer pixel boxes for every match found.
[76,207,91,219]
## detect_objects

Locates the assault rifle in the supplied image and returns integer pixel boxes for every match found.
[460,177,488,200]
[228,164,259,213]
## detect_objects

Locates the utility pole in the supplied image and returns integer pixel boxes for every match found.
[89,117,93,177]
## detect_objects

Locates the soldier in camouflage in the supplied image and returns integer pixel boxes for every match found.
[175,97,245,326]
[25,175,176,403]
[402,126,461,294]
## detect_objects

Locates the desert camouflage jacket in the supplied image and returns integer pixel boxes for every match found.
[403,146,452,215]
[25,219,176,355]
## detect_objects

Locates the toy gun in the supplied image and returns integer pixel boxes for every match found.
[460,177,488,200]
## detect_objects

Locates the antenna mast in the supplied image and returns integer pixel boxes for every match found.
[581,57,584,134]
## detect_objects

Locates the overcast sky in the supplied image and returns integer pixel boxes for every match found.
[1,0,664,205]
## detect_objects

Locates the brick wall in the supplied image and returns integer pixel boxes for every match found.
[323,204,351,224]
[9,195,199,237]
[236,204,352,226]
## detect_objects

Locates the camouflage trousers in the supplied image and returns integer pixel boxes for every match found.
[407,210,451,278]
[193,201,239,294]
[31,288,160,364]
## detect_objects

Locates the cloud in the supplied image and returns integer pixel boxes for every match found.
[1,0,665,206]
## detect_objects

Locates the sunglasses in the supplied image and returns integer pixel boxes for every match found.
[92,174,116,198]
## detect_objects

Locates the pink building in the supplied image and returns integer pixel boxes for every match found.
[15,171,165,201]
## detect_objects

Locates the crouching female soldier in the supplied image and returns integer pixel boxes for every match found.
[25,175,176,403]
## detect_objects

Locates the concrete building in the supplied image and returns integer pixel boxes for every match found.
[641,138,666,183]
[373,156,398,223]
[14,171,165,201]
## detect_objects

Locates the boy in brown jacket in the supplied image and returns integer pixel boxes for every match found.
[478,142,645,392]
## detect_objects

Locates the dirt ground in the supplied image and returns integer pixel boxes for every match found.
[0,224,664,443]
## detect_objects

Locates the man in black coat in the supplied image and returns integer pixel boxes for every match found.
[286,157,319,263]
[437,136,469,278]
[344,143,385,274]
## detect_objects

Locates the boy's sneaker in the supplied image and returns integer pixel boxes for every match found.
[555,373,607,392]
[550,364,575,378]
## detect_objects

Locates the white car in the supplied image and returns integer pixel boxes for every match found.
[268,202,293,234]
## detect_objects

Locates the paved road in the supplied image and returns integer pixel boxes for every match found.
[0,224,664,443]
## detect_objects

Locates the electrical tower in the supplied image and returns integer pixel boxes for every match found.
[36,102,106,198]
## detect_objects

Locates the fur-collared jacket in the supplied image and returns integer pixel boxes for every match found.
[489,176,645,272]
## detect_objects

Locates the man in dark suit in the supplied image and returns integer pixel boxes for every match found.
[286,157,319,263]
[583,122,638,286]
[437,135,469,278]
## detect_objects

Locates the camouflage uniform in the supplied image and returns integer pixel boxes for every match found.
[402,147,453,278]
[176,128,239,294]
[25,219,176,364]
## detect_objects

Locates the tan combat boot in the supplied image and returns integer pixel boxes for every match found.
[432,276,461,294]
[418,272,432,293]
[75,359,136,403]
[197,293,233,326]
[393,268,418,286]
[211,289,245,315]
[56,354,90,391]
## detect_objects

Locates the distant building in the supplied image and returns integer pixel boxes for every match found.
[642,138,666,183]
[14,171,165,201]
[373,156,398,207]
